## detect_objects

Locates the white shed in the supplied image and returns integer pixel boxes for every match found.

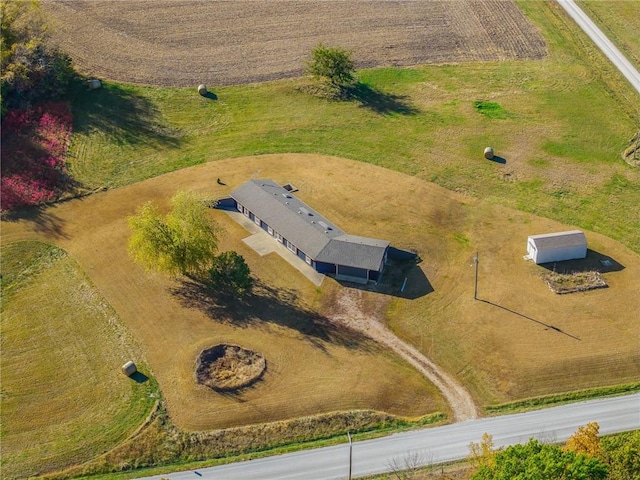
[527,230,587,264]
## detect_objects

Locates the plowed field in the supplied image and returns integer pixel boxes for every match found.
[42,0,546,86]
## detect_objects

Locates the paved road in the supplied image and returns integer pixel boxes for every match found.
[557,0,640,94]
[137,393,639,480]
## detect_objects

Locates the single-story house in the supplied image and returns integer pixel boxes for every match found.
[229,179,390,284]
[526,230,587,264]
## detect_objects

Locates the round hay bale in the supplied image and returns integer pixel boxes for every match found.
[196,344,266,392]
[121,361,137,376]
[87,79,102,90]
[484,147,494,160]
[197,84,208,96]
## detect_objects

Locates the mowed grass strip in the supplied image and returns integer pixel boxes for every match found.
[485,382,640,414]
[65,1,640,254]
[578,0,640,68]
[0,241,156,479]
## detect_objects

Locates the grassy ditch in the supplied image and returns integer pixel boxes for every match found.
[484,383,640,415]
[0,241,158,479]
[46,407,445,479]
[578,0,640,68]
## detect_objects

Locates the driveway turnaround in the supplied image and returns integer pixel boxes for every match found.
[137,393,640,480]
[557,0,640,94]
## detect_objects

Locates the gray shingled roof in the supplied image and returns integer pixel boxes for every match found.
[231,180,389,271]
[528,230,587,250]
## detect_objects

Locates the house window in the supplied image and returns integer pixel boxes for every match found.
[275,232,283,243]
[254,215,261,227]
[236,203,243,213]
[305,255,312,265]
[286,240,297,254]
[267,226,274,236]
[243,207,250,218]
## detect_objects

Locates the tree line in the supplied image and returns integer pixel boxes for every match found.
[1,0,74,116]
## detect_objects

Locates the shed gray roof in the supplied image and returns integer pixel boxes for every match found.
[231,179,389,271]
[528,230,587,250]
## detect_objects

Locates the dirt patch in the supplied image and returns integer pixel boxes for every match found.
[196,344,266,392]
[543,271,608,294]
[42,0,546,86]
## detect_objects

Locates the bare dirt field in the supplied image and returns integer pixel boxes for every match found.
[3,154,639,430]
[42,0,546,86]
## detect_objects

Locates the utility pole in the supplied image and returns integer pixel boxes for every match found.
[347,431,353,480]
[474,252,479,300]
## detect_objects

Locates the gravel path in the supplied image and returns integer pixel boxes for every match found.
[331,288,478,422]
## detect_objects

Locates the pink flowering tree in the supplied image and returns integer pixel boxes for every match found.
[1,102,74,212]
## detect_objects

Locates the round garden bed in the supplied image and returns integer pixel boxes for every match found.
[195,344,266,392]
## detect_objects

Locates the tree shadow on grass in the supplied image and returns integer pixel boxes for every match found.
[2,205,69,240]
[345,83,419,115]
[171,279,371,351]
[70,80,181,148]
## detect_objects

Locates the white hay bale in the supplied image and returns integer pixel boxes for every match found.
[197,84,208,96]
[87,79,102,90]
[121,361,137,376]
[484,147,494,160]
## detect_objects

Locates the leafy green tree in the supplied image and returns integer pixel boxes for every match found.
[472,438,607,480]
[306,43,356,95]
[127,191,219,277]
[1,0,74,114]
[601,430,640,480]
[206,251,252,297]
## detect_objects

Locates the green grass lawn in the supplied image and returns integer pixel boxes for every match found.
[579,0,640,69]
[0,241,157,479]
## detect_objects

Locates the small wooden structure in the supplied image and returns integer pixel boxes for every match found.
[527,230,587,264]
[121,361,137,377]
[197,84,208,96]
[484,147,494,160]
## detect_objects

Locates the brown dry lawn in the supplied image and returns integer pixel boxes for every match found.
[42,0,546,86]
[3,154,638,428]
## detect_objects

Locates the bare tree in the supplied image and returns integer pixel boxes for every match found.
[388,451,431,480]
